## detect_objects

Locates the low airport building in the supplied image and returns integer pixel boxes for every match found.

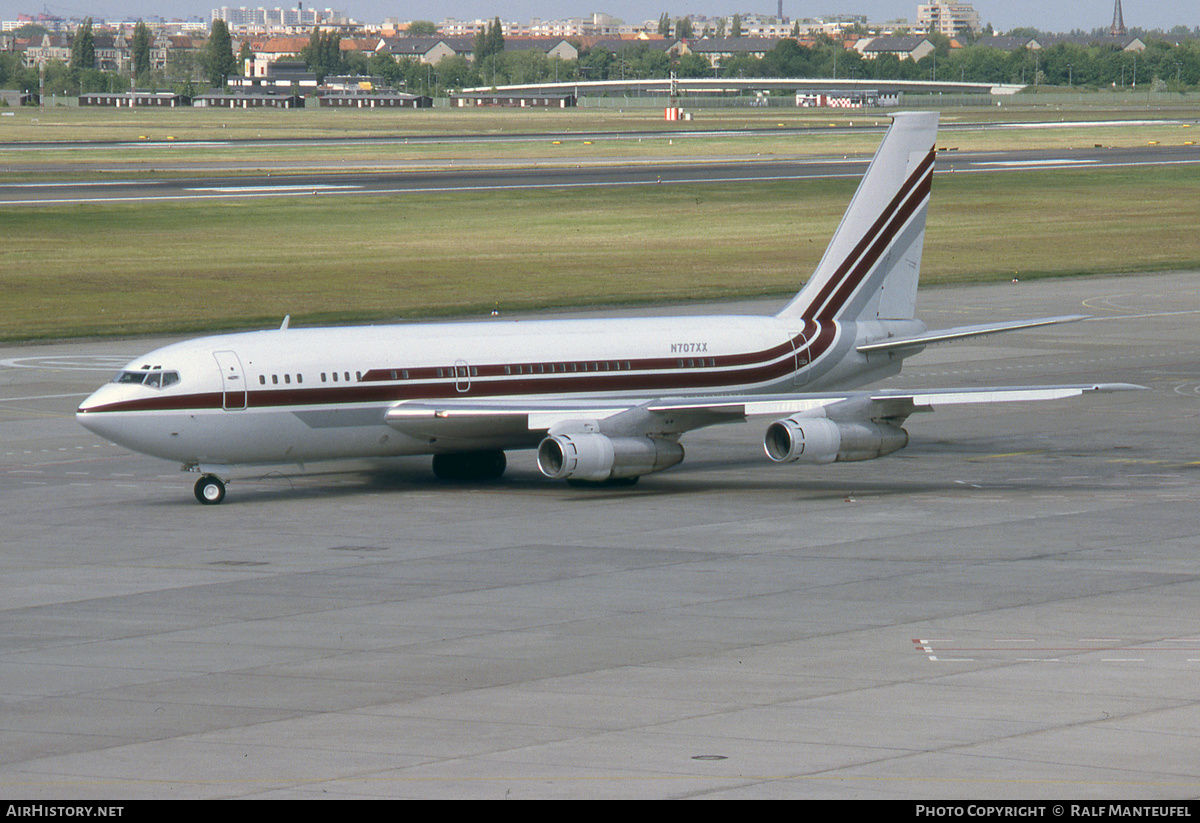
[192,91,306,108]
[317,90,433,108]
[449,91,577,108]
[79,91,192,107]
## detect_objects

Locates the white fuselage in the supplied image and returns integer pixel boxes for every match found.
[76,313,921,469]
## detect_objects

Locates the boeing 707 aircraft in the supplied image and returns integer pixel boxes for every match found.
[77,112,1137,504]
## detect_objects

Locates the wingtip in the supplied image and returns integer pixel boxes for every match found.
[1091,383,1150,392]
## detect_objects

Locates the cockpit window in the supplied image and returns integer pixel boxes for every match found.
[114,369,180,389]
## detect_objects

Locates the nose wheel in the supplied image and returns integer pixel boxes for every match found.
[194,474,226,505]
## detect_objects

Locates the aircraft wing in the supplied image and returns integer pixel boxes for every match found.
[856,315,1089,355]
[385,383,1144,441]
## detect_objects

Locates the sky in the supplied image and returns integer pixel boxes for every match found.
[4,1,1196,34]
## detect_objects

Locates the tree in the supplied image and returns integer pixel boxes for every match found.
[675,18,693,40]
[132,21,152,80]
[658,13,671,37]
[407,20,438,36]
[70,18,95,71]
[674,51,710,77]
[300,27,343,81]
[731,14,742,38]
[165,48,198,90]
[488,17,505,57]
[473,17,504,63]
[201,19,238,86]
[12,23,49,39]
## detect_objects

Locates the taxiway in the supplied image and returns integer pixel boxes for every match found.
[4,144,1199,206]
[1,272,1199,798]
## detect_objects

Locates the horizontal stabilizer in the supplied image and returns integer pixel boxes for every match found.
[856,315,1089,354]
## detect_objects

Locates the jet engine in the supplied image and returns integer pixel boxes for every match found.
[537,432,684,482]
[764,416,908,464]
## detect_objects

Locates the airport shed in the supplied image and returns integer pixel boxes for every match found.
[317,91,433,108]
[193,91,306,108]
[450,91,576,108]
[79,92,192,107]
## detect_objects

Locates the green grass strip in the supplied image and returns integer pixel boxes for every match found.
[2,165,1198,341]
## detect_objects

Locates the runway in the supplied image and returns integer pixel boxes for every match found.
[4,144,1199,206]
[2,272,1199,798]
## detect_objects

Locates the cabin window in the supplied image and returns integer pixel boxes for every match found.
[332,372,338,382]
[296,374,303,384]
[284,374,291,384]
[272,375,279,384]
[345,372,350,382]
[259,375,266,385]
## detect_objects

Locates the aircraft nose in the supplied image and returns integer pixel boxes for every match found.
[77,389,102,415]
[76,385,124,440]
[77,383,117,415]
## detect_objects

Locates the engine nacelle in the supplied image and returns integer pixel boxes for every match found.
[764,416,908,464]
[537,432,685,481]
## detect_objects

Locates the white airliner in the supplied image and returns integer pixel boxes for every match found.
[77,112,1138,504]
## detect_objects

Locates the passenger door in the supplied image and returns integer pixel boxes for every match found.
[213,350,247,410]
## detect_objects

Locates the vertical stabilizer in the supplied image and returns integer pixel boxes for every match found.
[776,111,938,323]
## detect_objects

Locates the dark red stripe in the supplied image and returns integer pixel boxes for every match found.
[818,163,933,322]
[78,355,805,415]
[805,148,935,320]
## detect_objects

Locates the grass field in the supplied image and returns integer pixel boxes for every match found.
[4,93,1199,140]
[2,105,1198,179]
[4,164,1199,341]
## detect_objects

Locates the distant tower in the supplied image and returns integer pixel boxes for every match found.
[778,0,783,21]
[1110,0,1126,36]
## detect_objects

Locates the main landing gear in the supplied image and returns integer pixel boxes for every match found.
[194,474,226,505]
[431,450,507,482]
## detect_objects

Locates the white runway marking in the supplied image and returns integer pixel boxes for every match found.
[0,355,135,371]
[970,159,1098,167]
[0,393,89,402]
[916,637,1200,665]
[187,184,364,193]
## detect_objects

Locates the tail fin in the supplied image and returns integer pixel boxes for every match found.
[777,111,938,323]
